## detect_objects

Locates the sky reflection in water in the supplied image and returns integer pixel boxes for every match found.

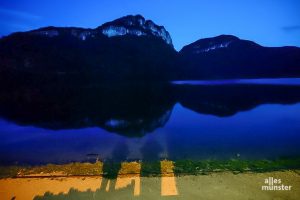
[0,102,299,165]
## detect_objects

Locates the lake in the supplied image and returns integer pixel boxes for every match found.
[0,78,300,165]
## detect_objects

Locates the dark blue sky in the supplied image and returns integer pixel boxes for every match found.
[0,0,300,50]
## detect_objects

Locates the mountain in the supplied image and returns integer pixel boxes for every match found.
[1,15,300,84]
[0,15,177,85]
[178,35,300,79]
[26,14,173,46]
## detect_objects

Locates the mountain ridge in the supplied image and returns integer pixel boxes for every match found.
[178,34,300,79]
[15,14,174,47]
[1,14,300,82]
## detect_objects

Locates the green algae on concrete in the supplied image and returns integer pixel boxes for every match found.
[174,158,300,175]
[1,158,300,178]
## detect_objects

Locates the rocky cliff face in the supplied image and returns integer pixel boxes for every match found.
[28,15,173,47]
[99,15,173,46]
[180,35,251,53]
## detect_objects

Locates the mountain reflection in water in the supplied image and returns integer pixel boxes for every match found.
[0,79,300,164]
[0,83,175,137]
[1,81,300,135]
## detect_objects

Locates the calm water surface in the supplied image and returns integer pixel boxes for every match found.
[0,79,300,165]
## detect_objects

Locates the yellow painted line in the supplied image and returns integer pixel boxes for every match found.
[115,161,141,196]
[161,160,179,196]
[105,179,111,192]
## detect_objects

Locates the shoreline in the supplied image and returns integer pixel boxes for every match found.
[1,158,300,178]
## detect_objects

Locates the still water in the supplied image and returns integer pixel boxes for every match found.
[0,79,300,165]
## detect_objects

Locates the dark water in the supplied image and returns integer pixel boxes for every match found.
[0,79,300,165]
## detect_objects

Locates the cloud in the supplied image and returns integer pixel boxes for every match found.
[0,7,42,36]
[282,25,300,32]
[0,8,41,21]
